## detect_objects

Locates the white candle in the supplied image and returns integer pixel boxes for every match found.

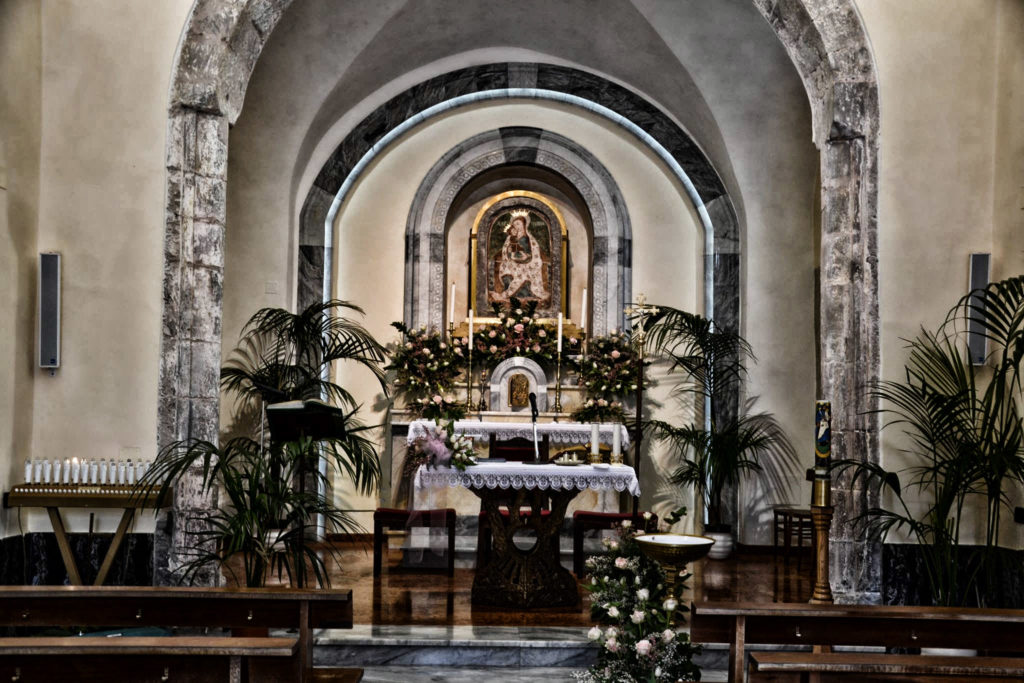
[43,459,52,484]
[54,459,62,484]
[449,283,456,325]
[89,460,99,484]
[591,423,600,455]
[468,309,474,347]
[71,457,80,484]
[33,459,43,483]
[100,459,108,485]
[613,425,622,456]
[24,460,32,484]
[63,459,71,483]
[557,312,563,353]
[126,460,135,485]
[581,288,588,332]
[117,460,126,485]
[136,460,146,482]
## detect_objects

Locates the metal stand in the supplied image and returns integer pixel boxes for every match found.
[810,478,834,604]
[466,344,474,410]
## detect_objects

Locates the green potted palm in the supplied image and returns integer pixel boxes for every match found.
[641,308,797,559]
[833,275,1024,606]
[141,300,388,587]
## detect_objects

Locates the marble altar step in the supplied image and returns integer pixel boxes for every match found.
[313,625,730,680]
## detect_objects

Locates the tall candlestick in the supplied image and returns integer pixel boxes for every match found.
[468,309,474,347]
[556,312,563,353]
[613,425,621,456]
[580,288,587,332]
[449,282,455,326]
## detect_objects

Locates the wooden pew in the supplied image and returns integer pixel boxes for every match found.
[749,651,1024,681]
[0,586,361,683]
[690,602,1024,683]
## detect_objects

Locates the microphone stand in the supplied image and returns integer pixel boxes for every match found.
[529,392,540,463]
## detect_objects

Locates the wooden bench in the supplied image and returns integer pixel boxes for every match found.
[0,586,361,682]
[749,651,1024,681]
[690,602,1024,682]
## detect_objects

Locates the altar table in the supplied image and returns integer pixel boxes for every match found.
[414,462,640,608]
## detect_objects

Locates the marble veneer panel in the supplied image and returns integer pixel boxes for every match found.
[0,533,153,586]
[882,543,1024,608]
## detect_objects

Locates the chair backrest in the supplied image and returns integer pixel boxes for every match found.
[489,435,548,462]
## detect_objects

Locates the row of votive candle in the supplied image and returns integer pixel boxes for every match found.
[23,458,150,486]
[589,423,623,456]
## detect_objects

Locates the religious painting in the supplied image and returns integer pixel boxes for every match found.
[487,208,552,307]
[472,193,565,319]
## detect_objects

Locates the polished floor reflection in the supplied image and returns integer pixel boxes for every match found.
[323,541,813,627]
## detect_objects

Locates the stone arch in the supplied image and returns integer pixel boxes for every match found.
[162,0,880,601]
[402,127,632,336]
[296,63,739,335]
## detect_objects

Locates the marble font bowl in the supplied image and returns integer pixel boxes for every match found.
[633,533,715,566]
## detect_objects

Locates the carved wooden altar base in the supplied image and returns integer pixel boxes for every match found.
[470,487,579,609]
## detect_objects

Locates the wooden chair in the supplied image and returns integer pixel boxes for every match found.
[772,505,813,568]
[572,511,658,576]
[373,507,456,576]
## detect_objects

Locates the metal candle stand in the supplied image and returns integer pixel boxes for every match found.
[810,400,834,604]
[553,350,563,414]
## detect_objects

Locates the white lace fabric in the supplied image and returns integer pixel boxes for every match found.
[414,462,641,497]
[406,419,631,449]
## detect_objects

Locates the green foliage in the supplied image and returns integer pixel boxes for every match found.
[833,275,1024,606]
[472,298,578,366]
[140,300,389,587]
[572,331,639,423]
[576,520,702,682]
[640,306,797,530]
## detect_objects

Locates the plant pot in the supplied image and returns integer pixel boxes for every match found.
[705,530,734,560]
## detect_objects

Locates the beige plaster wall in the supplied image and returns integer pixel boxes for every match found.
[9,0,192,533]
[858,0,1023,545]
[0,0,42,538]
[330,100,703,530]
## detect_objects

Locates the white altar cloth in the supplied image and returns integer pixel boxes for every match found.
[414,462,641,497]
[406,419,630,449]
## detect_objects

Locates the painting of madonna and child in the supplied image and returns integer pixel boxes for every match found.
[482,206,562,317]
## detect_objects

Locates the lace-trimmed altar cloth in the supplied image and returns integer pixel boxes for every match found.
[414,462,641,497]
[406,419,631,449]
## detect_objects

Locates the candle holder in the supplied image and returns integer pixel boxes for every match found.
[554,350,564,414]
[466,345,474,410]
[477,373,488,412]
[448,321,455,344]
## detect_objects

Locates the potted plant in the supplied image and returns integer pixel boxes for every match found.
[833,275,1024,607]
[641,307,797,559]
[141,300,388,587]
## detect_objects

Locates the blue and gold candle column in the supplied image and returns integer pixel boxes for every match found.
[813,400,832,508]
[810,399,835,603]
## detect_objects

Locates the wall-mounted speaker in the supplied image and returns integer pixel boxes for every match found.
[967,252,990,365]
[38,252,61,369]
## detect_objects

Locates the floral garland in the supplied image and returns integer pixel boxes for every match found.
[405,419,477,473]
[575,517,702,683]
[387,322,465,421]
[471,298,579,368]
[571,331,639,423]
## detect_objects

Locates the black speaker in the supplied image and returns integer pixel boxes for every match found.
[967,253,990,365]
[38,252,61,369]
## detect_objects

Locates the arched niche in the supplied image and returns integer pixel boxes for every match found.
[404,126,631,336]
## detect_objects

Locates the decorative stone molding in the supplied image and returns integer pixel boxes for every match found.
[403,127,630,336]
[488,357,548,413]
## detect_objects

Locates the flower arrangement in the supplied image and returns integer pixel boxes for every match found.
[572,331,639,422]
[472,298,579,368]
[405,420,477,473]
[387,322,465,420]
[575,516,702,683]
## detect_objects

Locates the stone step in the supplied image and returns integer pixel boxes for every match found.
[313,625,729,678]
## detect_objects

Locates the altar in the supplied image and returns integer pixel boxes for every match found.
[414,461,640,608]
